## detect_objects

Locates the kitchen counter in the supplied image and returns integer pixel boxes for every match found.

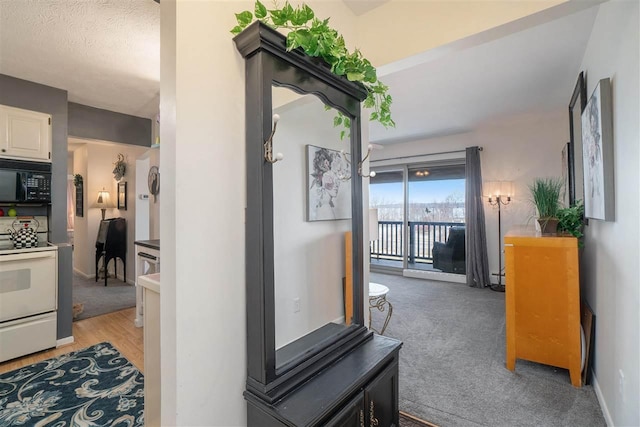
[138,272,160,294]
[134,241,160,328]
[134,239,160,250]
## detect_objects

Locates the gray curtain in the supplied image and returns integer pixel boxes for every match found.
[465,147,491,288]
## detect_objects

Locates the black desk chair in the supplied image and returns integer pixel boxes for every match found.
[95,218,127,286]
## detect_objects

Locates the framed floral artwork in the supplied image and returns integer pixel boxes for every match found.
[306,145,351,221]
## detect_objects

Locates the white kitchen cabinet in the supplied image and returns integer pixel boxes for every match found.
[0,105,52,162]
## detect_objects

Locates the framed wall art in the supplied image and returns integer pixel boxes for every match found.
[568,72,587,206]
[581,78,614,221]
[117,181,127,210]
[74,174,84,217]
[306,145,351,221]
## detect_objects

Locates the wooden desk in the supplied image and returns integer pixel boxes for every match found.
[504,227,582,387]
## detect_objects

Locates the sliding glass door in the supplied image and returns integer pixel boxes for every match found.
[370,161,466,274]
[369,169,405,270]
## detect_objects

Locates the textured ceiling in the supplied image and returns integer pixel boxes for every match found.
[0,0,159,118]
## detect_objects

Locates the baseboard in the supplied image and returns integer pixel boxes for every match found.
[403,269,466,284]
[56,336,75,347]
[75,268,134,285]
[113,273,135,286]
[592,373,614,426]
[73,268,95,279]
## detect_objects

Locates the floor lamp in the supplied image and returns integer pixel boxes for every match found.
[486,181,513,292]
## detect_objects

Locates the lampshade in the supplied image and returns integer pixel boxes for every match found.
[498,181,514,198]
[485,181,514,198]
[92,188,114,209]
[369,208,379,241]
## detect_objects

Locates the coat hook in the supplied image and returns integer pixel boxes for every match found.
[264,114,284,164]
[340,145,377,178]
[358,145,376,178]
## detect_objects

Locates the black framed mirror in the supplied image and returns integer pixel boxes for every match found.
[235,21,371,402]
[569,72,587,206]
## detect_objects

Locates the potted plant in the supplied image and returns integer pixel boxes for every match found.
[557,200,585,246]
[529,177,563,234]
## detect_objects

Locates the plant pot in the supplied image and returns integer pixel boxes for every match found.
[537,218,559,235]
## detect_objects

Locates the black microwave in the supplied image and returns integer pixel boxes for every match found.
[0,159,52,203]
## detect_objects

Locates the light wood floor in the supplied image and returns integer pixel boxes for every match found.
[0,307,143,375]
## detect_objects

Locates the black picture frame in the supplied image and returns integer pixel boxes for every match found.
[568,72,587,206]
[75,178,84,217]
[561,142,573,207]
[117,181,127,210]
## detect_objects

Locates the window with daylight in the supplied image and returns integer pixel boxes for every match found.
[370,161,466,274]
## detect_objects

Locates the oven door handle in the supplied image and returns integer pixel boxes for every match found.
[0,251,56,262]
[137,252,159,263]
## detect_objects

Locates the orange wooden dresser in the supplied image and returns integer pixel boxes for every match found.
[504,227,582,387]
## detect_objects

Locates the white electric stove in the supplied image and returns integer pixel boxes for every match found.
[0,215,58,362]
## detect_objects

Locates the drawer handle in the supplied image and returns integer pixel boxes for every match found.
[370,401,379,426]
[359,409,365,427]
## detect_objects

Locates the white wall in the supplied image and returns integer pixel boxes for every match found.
[160,1,360,425]
[161,1,247,425]
[371,108,569,281]
[577,1,639,425]
[273,94,351,348]
[72,145,88,272]
[71,141,148,283]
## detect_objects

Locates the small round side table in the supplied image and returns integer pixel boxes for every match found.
[369,282,393,335]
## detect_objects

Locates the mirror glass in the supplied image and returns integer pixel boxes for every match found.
[272,85,355,370]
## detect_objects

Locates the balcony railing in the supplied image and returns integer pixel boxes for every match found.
[370,221,464,264]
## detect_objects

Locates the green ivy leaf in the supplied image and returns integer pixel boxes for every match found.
[333,116,343,127]
[290,9,306,26]
[230,25,244,35]
[340,130,346,140]
[282,3,294,22]
[363,66,377,83]
[255,0,267,19]
[363,94,375,108]
[269,9,287,25]
[303,5,315,21]
[235,11,253,26]
[346,72,364,82]
[333,60,346,76]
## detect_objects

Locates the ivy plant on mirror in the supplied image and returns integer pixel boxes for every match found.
[231,0,394,138]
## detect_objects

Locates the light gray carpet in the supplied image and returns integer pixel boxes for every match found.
[72,272,136,321]
[370,272,605,427]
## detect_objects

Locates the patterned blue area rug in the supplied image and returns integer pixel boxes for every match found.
[0,342,144,426]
